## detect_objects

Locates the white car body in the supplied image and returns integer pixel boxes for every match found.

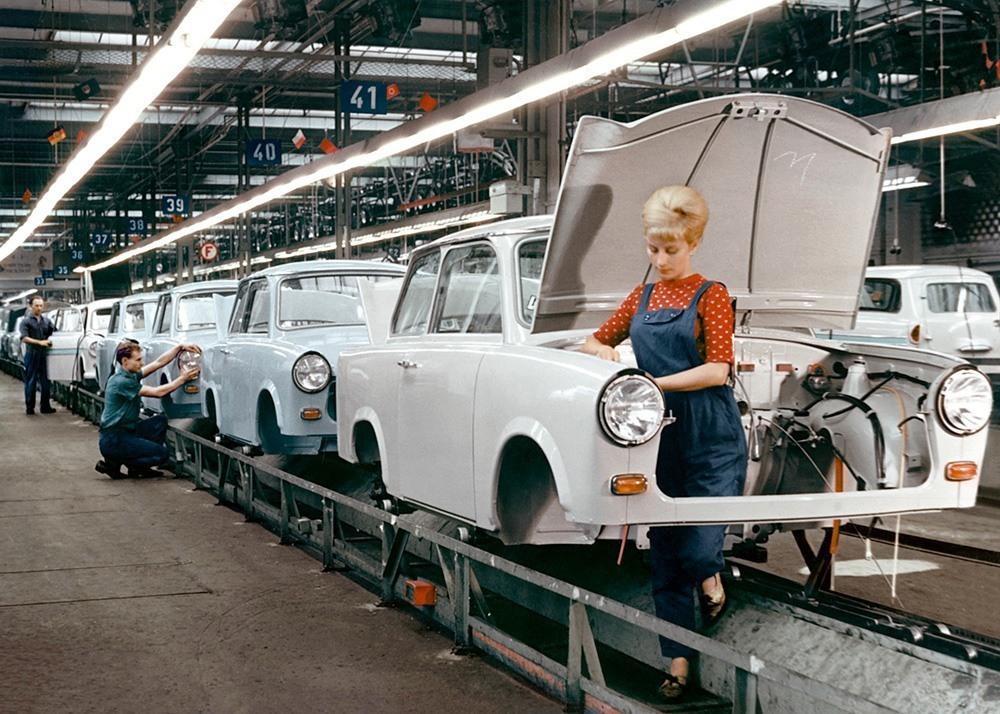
[821,265,1000,384]
[337,94,990,546]
[45,298,117,385]
[200,260,405,454]
[95,293,161,393]
[142,280,238,418]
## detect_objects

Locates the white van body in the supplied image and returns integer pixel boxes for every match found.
[826,265,1000,380]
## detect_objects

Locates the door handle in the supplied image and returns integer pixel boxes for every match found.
[219,348,232,355]
[397,359,419,369]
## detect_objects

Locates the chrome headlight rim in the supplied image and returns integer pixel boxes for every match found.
[597,369,665,447]
[292,351,332,394]
[175,348,202,372]
[935,365,992,437]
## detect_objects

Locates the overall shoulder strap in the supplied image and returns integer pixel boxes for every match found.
[636,283,657,314]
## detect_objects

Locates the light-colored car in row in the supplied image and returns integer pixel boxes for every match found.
[337,94,991,546]
[1,306,26,361]
[820,264,1000,388]
[95,292,162,393]
[142,280,238,418]
[45,298,116,386]
[200,260,405,454]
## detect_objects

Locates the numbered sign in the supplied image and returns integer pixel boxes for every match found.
[127,217,147,236]
[90,231,113,249]
[341,81,387,115]
[55,265,70,277]
[34,276,46,286]
[161,195,189,216]
[41,269,54,279]
[70,248,85,262]
[246,139,282,167]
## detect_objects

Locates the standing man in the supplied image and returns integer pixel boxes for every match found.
[96,340,201,479]
[19,294,56,415]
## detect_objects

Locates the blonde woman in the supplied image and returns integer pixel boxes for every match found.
[582,185,747,700]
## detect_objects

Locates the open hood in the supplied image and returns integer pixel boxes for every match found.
[533,94,890,333]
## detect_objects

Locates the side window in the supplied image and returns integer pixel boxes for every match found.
[155,296,172,334]
[859,279,900,312]
[391,251,441,337]
[229,282,251,334]
[927,282,996,313]
[517,238,546,324]
[433,243,502,335]
[246,282,271,334]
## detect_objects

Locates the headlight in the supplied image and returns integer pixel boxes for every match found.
[935,367,992,436]
[87,342,98,357]
[176,349,201,372]
[598,371,665,446]
[292,352,331,393]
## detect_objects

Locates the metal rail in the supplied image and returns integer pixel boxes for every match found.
[7,363,991,712]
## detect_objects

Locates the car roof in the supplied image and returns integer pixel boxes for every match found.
[408,215,553,259]
[161,279,239,296]
[865,264,994,280]
[247,259,407,280]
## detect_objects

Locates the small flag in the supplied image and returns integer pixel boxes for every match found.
[47,126,67,145]
[21,189,32,205]
[292,129,307,149]
[319,137,338,154]
[386,83,400,100]
[76,129,87,143]
[172,214,184,224]
[418,92,438,113]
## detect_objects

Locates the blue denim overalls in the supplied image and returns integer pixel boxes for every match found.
[630,280,747,660]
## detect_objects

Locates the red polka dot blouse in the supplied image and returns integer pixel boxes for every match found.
[593,273,735,365]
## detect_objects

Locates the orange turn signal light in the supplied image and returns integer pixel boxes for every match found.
[184,384,199,393]
[945,461,978,481]
[610,474,648,495]
[300,408,322,420]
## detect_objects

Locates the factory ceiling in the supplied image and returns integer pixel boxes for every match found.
[1,0,1000,293]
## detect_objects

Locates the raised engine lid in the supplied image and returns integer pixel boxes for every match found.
[532,94,890,333]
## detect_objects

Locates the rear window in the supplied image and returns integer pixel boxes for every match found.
[859,278,901,312]
[927,282,996,313]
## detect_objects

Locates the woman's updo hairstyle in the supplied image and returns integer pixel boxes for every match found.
[641,185,709,247]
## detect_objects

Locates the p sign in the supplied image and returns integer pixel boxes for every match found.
[199,242,219,262]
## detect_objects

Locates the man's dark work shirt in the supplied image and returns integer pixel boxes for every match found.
[101,368,142,431]
[19,313,54,353]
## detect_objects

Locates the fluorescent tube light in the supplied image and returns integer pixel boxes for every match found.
[891,116,1000,144]
[0,0,244,263]
[82,0,780,273]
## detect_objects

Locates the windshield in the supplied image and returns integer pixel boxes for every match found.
[278,274,398,329]
[91,309,112,332]
[177,293,231,331]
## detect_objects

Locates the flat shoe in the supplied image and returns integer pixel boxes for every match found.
[40,407,57,414]
[657,674,688,701]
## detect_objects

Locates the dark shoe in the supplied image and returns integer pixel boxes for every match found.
[700,576,728,629]
[95,460,125,479]
[25,408,35,415]
[657,674,688,701]
[127,465,164,479]
[40,407,57,414]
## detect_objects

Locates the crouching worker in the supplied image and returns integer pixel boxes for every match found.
[95,340,201,479]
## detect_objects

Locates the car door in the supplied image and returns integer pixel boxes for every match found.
[142,294,173,410]
[395,242,503,521]
[47,306,82,382]
[922,277,1000,359]
[217,279,270,443]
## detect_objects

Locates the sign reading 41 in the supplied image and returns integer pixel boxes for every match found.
[341,81,387,115]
